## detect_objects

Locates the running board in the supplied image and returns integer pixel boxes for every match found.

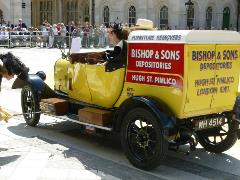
[43,113,113,131]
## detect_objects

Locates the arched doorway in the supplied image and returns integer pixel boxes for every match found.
[0,9,3,23]
[186,5,194,29]
[206,7,213,29]
[39,0,53,24]
[103,6,109,26]
[222,7,230,30]
[66,0,79,24]
[128,6,136,27]
[159,6,168,29]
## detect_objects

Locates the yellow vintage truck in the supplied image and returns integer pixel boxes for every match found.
[14,30,240,170]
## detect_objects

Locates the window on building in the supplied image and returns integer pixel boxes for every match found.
[84,5,89,22]
[160,6,168,29]
[66,0,79,23]
[103,6,109,26]
[222,7,230,30]
[40,0,53,24]
[186,5,194,29]
[0,9,3,23]
[129,6,136,26]
[85,5,89,17]
[206,7,213,29]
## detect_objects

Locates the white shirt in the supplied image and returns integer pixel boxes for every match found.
[116,40,123,49]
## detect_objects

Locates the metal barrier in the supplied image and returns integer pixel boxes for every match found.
[0,30,111,48]
[0,32,10,47]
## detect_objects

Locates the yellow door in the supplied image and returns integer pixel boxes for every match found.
[85,64,125,108]
[184,45,216,112]
[68,63,92,103]
[210,45,240,109]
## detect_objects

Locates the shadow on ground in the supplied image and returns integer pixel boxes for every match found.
[7,120,240,180]
[0,155,21,167]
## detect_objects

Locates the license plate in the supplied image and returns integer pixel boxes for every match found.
[195,117,225,131]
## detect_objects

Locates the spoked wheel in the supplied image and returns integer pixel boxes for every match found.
[196,116,238,153]
[21,85,40,126]
[121,108,168,170]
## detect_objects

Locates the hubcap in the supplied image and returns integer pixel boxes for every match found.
[127,118,157,161]
[136,130,150,148]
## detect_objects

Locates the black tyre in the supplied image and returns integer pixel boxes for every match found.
[121,108,168,170]
[196,116,238,153]
[21,85,40,126]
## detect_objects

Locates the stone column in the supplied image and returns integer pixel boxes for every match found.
[31,0,36,27]
[52,0,57,24]
[56,0,63,23]
[94,0,100,26]
[199,11,205,29]
[89,0,92,25]
[90,0,95,26]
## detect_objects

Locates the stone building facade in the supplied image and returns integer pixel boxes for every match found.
[0,0,31,26]
[31,0,90,27]
[0,0,238,30]
[95,0,238,30]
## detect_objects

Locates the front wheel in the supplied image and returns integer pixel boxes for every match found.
[121,108,168,170]
[196,116,238,153]
[21,85,40,126]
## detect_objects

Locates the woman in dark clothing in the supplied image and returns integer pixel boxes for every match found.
[105,23,128,72]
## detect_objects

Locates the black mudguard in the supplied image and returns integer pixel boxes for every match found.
[12,74,56,99]
[114,96,176,132]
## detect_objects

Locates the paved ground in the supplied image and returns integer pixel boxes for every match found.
[0,48,240,180]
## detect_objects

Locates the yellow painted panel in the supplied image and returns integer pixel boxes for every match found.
[184,45,216,113]
[115,82,185,118]
[85,65,125,108]
[115,43,186,118]
[68,63,92,103]
[116,44,240,119]
[183,44,240,117]
[211,45,240,108]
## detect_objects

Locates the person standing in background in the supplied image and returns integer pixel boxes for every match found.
[60,23,67,48]
[48,25,55,48]
[18,19,27,30]
[82,22,90,48]
[99,24,106,48]
[70,23,82,53]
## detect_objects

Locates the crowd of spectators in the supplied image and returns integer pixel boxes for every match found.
[1,18,235,49]
[0,19,114,48]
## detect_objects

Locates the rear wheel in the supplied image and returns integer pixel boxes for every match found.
[121,108,168,170]
[21,85,40,126]
[196,116,238,153]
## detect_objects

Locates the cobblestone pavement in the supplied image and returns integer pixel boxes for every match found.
[0,48,240,180]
